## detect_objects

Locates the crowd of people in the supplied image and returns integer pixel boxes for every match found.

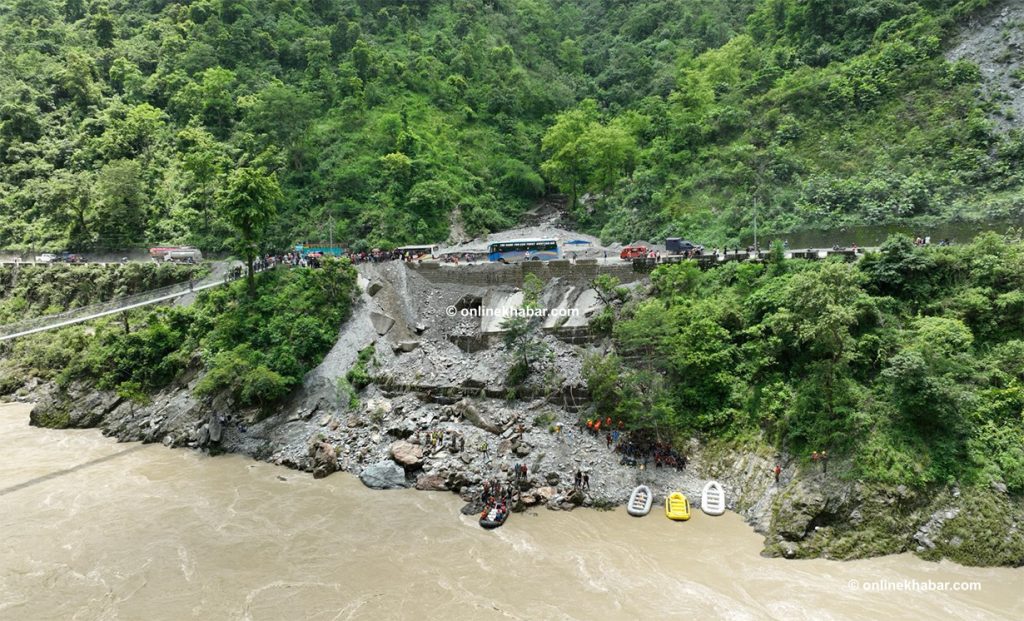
[615,438,687,471]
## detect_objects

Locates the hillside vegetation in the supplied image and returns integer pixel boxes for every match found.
[2,0,1020,252]
[0,262,206,321]
[588,232,1024,494]
[0,260,358,407]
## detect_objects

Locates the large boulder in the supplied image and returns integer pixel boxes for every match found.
[370,311,395,335]
[773,481,827,541]
[415,474,448,491]
[208,414,223,443]
[310,441,338,479]
[359,461,409,489]
[536,486,558,502]
[389,440,424,468]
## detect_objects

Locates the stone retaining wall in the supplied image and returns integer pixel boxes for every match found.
[407,259,645,287]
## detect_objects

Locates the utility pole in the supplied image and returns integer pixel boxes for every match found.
[328,215,334,248]
[753,197,758,253]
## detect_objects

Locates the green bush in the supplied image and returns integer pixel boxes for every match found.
[584,235,1024,490]
[346,345,376,390]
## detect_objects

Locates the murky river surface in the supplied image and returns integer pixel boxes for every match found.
[0,403,1020,620]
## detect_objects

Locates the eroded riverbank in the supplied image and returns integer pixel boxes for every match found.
[1,403,1021,620]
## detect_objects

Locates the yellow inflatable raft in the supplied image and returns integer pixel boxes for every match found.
[665,492,691,521]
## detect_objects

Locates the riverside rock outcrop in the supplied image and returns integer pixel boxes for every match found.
[12,259,1024,567]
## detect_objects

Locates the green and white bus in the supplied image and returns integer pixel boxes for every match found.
[487,238,560,262]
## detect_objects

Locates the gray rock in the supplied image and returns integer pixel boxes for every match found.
[359,461,409,489]
[778,541,800,559]
[370,312,395,335]
[367,281,384,296]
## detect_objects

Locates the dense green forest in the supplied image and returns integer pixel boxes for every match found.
[586,233,1024,493]
[1,0,1020,252]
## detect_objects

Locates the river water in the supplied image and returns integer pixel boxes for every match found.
[0,403,1020,620]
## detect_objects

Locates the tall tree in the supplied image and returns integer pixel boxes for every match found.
[540,100,599,211]
[217,167,281,294]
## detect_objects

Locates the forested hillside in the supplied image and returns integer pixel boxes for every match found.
[0,0,1019,252]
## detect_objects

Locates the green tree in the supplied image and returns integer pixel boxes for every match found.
[89,159,147,250]
[178,126,229,232]
[541,100,599,211]
[217,167,282,294]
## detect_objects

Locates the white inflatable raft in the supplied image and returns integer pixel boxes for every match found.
[627,485,653,517]
[701,481,726,516]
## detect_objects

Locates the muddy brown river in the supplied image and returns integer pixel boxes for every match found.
[0,403,1020,620]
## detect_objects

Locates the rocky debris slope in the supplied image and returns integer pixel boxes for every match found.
[948,2,1024,131]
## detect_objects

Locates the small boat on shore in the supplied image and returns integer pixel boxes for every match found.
[701,481,725,516]
[627,485,653,517]
[479,502,509,529]
[665,492,690,521]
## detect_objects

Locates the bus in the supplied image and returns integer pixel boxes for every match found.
[294,243,344,257]
[487,239,560,262]
[395,244,439,259]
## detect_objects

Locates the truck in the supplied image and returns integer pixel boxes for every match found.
[665,238,703,255]
[150,246,203,263]
[165,247,203,263]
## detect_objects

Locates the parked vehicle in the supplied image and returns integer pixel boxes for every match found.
[665,238,703,254]
[59,252,84,263]
[34,253,57,263]
[487,238,560,262]
[150,246,203,263]
[395,244,439,259]
[149,246,178,258]
[619,245,649,260]
[165,247,202,263]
